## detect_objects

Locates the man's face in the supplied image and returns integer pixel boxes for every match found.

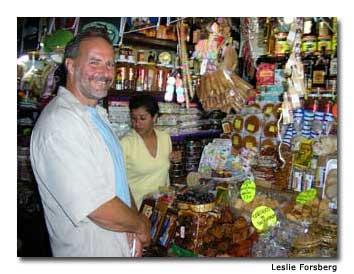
[71,37,115,101]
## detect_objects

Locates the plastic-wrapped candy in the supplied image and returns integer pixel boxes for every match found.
[251,214,308,257]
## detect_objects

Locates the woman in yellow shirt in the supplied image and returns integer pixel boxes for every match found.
[120,95,172,209]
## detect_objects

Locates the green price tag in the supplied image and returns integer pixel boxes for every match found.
[296,188,317,205]
[251,206,277,232]
[240,179,256,203]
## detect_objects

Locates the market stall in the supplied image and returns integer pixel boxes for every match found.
[17,17,338,257]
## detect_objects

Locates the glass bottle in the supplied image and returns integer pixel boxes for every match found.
[303,17,317,36]
[327,50,337,91]
[312,46,328,90]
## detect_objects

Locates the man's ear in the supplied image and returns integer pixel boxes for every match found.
[65,58,75,76]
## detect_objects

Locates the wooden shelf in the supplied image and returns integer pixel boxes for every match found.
[120,33,193,51]
[107,90,166,102]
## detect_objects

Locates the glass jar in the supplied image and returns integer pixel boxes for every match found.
[124,62,136,91]
[145,63,156,91]
[154,64,171,92]
[115,61,126,91]
[136,63,147,92]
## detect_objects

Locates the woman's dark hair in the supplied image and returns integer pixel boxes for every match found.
[129,94,159,117]
[64,27,112,62]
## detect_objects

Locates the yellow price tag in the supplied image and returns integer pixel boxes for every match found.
[246,142,253,149]
[240,179,256,203]
[247,124,255,132]
[269,126,276,133]
[265,107,273,114]
[251,206,277,232]
[232,138,239,145]
[234,120,241,129]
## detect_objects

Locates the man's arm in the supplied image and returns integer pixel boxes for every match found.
[88,197,151,246]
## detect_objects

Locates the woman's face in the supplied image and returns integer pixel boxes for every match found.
[130,107,156,136]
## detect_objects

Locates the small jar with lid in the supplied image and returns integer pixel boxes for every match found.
[115,61,127,91]
[137,50,146,63]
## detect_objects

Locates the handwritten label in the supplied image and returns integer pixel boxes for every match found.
[296,188,317,204]
[251,206,277,232]
[240,179,256,203]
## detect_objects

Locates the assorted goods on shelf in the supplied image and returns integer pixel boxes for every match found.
[135,17,338,257]
[138,171,337,257]
[108,101,222,138]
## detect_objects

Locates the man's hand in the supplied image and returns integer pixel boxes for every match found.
[136,213,151,247]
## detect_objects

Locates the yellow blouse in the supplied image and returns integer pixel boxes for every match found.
[120,129,171,208]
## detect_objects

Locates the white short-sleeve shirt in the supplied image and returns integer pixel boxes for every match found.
[30,87,130,257]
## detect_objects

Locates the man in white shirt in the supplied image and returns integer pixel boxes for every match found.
[30,28,150,257]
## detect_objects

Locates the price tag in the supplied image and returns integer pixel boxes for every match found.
[234,119,241,130]
[232,137,239,145]
[265,107,273,114]
[251,206,277,232]
[246,142,253,149]
[240,179,256,203]
[269,126,276,133]
[296,188,317,204]
[247,124,255,132]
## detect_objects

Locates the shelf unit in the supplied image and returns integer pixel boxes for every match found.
[120,33,193,51]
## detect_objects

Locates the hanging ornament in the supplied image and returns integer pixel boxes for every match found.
[164,76,175,102]
[175,74,185,103]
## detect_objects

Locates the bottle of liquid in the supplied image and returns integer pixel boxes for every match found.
[312,46,329,90]
[266,17,275,56]
[327,50,337,91]
[303,17,317,35]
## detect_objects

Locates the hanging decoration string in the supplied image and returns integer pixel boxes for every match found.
[176,19,190,109]
[277,110,286,168]
[73,17,80,36]
[48,17,55,35]
[156,17,161,30]
[118,17,127,46]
